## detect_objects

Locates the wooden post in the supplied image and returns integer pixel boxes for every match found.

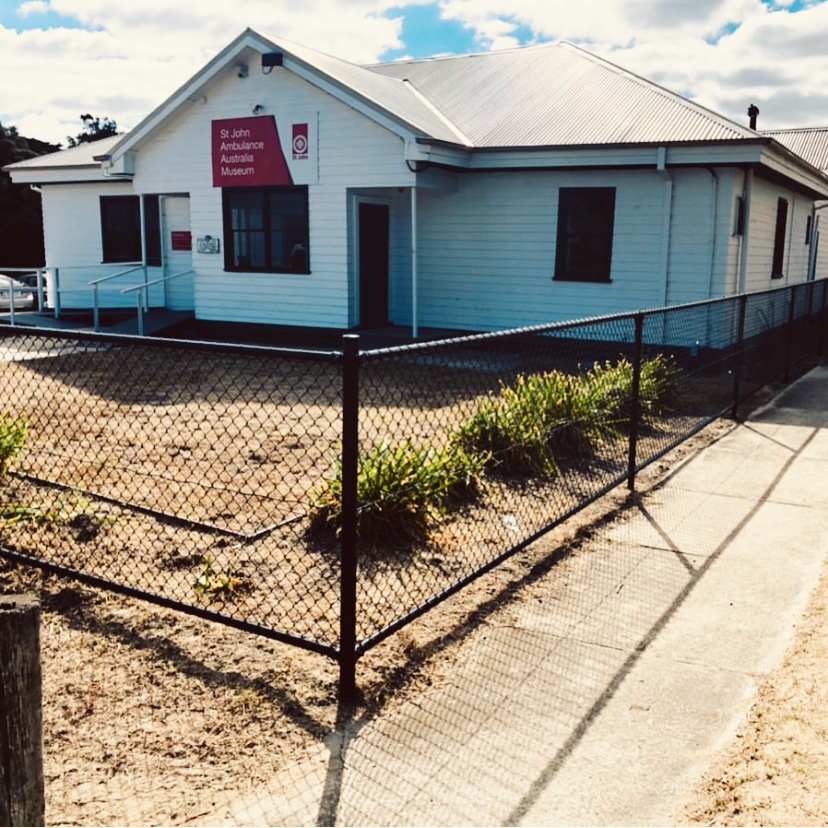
[0,594,44,827]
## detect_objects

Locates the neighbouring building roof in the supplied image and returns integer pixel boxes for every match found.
[6,134,122,170]
[764,127,828,172]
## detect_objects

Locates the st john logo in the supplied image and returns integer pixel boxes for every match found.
[292,123,308,159]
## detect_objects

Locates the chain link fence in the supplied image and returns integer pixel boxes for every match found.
[1,278,826,698]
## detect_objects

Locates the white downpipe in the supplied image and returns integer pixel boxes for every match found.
[657,146,673,307]
[738,170,753,294]
[411,186,419,339]
[706,168,719,298]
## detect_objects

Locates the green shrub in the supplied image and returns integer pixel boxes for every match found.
[309,439,487,546]
[452,355,680,476]
[452,368,612,475]
[586,355,680,427]
[0,413,27,477]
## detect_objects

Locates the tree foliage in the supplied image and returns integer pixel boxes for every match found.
[66,113,118,147]
[0,123,61,268]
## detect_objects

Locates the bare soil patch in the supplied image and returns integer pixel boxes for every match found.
[678,547,828,826]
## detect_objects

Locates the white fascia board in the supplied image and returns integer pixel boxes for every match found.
[7,166,112,185]
[758,145,828,198]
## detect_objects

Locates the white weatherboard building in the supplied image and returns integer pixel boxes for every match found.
[6,28,828,335]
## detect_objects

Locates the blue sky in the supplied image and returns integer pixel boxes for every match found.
[3,0,828,144]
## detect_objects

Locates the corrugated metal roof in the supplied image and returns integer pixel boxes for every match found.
[260,34,471,144]
[367,42,756,147]
[763,128,828,172]
[5,135,121,169]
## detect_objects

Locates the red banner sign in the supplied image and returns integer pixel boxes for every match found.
[212,116,293,187]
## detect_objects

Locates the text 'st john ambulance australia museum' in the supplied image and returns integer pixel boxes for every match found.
[8,28,828,335]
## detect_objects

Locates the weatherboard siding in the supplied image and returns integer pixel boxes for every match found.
[390,169,726,331]
[124,64,408,327]
[743,177,813,291]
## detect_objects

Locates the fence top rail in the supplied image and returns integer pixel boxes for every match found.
[0,324,343,363]
[0,267,45,273]
[359,277,828,360]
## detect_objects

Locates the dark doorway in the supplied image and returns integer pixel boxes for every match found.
[358,203,390,327]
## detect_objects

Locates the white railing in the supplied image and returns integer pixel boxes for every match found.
[121,269,194,336]
[0,267,47,326]
[89,264,145,331]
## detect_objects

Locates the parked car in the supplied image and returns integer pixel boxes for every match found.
[0,274,35,311]
[13,272,42,310]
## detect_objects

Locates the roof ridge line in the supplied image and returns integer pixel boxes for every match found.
[401,78,474,147]
[558,41,756,139]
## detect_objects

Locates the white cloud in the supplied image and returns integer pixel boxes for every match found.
[439,0,828,128]
[3,0,828,144]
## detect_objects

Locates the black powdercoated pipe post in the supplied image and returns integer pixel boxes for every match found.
[338,334,360,703]
[626,313,645,491]
[731,294,748,420]
[784,283,798,385]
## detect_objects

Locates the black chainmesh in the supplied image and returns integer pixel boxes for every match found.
[1,278,826,666]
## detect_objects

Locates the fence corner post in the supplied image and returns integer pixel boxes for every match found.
[731,293,748,421]
[0,593,44,827]
[338,335,360,704]
[626,313,645,491]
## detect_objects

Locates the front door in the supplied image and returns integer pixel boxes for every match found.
[358,203,390,328]
[162,196,195,310]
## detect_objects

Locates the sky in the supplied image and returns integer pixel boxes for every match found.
[2,0,828,146]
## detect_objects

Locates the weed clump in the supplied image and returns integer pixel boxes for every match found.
[309,439,487,546]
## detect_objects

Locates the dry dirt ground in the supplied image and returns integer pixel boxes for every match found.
[678,540,828,825]
[1,413,827,826]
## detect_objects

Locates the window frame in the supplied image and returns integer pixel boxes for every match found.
[100,195,142,264]
[771,196,788,280]
[553,187,616,283]
[222,185,310,274]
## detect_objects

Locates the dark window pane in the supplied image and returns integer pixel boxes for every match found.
[554,187,615,282]
[100,196,141,263]
[222,186,309,273]
[772,197,788,279]
[143,195,161,266]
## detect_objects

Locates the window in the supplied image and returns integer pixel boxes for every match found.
[554,187,616,282]
[143,195,161,266]
[222,186,309,273]
[100,196,141,263]
[733,196,746,236]
[100,194,161,265]
[771,197,788,279]
[806,214,813,246]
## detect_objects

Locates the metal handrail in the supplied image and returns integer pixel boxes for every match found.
[0,268,46,325]
[91,264,145,331]
[121,269,194,336]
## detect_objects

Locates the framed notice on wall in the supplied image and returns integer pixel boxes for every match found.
[170,231,192,251]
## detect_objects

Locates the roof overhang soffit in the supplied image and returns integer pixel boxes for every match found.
[409,138,828,195]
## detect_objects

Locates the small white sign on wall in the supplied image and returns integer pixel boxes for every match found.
[197,236,221,254]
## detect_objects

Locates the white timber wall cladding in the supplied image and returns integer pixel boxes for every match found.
[40,183,165,309]
[744,177,813,291]
[665,169,744,305]
[411,169,682,331]
[132,51,412,327]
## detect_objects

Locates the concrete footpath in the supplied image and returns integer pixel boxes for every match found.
[211,364,828,827]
